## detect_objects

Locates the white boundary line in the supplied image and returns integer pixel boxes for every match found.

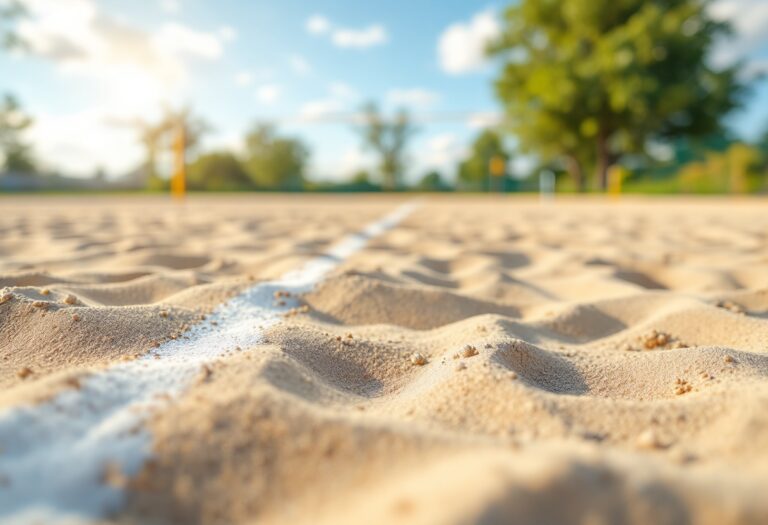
[0,202,417,524]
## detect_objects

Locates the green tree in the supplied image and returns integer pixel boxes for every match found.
[1,6,35,173]
[417,170,451,192]
[757,125,768,190]
[1,0,25,49]
[458,129,510,191]
[0,94,36,172]
[490,0,744,191]
[243,124,308,191]
[187,151,251,191]
[357,102,417,190]
[132,106,209,188]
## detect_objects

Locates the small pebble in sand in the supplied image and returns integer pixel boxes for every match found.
[410,353,427,366]
[63,294,78,305]
[71,313,81,322]
[636,429,666,450]
[347,333,353,339]
[197,364,213,384]
[640,330,681,350]
[484,343,493,349]
[40,288,50,296]
[159,310,169,318]
[462,345,479,358]
[674,378,693,395]
[716,300,745,315]
[17,367,34,379]
[0,293,13,304]
[724,355,736,364]
[31,300,48,309]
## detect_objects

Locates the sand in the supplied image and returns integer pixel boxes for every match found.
[1,195,768,524]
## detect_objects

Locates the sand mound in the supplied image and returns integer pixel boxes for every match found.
[2,196,768,524]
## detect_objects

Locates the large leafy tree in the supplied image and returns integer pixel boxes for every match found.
[490,0,744,190]
[357,102,417,190]
[132,106,209,187]
[187,151,252,191]
[243,124,308,191]
[0,94,36,172]
[1,3,35,173]
[0,0,25,49]
[458,129,511,191]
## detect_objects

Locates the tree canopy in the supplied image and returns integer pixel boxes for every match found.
[133,106,210,187]
[490,0,744,190]
[458,129,511,191]
[243,124,308,191]
[0,94,35,173]
[417,170,451,192]
[357,102,417,190]
[187,151,252,191]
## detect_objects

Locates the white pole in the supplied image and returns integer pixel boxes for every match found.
[539,170,555,201]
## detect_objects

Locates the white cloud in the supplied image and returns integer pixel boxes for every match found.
[153,23,223,60]
[234,71,253,87]
[466,111,502,130]
[328,82,358,100]
[332,24,387,49]
[289,54,312,75]
[160,0,180,14]
[16,1,225,75]
[438,9,500,74]
[299,82,360,122]
[710,0,768,73]
[339,147,374,175]
[255,84,281,104]
[386,88,440,109]
[299,99,342,122]
[306,15,388,49]
[11,0,229,174]
[28,108,143,175]
[306,14,330,35]
[421,133,466,173]
[218,25,237,42]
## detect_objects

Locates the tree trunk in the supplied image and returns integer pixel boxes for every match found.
[596,130,612,191]
[566,155,585,192]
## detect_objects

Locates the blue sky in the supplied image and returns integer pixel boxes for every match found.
[2,0,767,181]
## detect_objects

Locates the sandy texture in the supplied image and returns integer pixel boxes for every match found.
[2,195,768,524]
[0,195,393,405]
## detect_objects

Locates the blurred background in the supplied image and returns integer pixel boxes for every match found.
[0,0,766,194]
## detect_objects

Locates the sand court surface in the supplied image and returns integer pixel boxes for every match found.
[1,195,768,524]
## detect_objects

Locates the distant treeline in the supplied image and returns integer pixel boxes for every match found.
[3,0,768,194]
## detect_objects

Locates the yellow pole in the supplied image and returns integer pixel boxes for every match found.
[171,122,186,200]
